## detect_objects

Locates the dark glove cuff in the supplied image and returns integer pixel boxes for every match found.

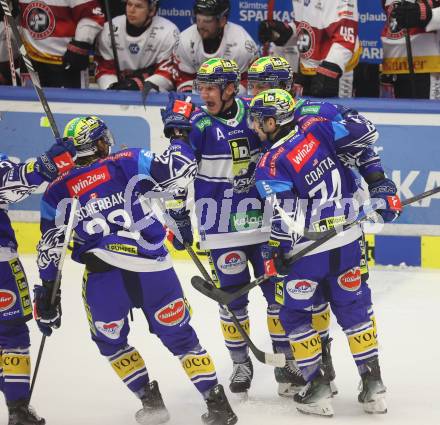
[42,280,56,291]
[68,40,92,55]
[316,61,343,79]
[364,171,386,186]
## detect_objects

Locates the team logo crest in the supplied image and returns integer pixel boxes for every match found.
[129,43,140,54]
[296,22,315,58]
[37,226,66,270]
[95,319,124,340]
[24,2,56,40]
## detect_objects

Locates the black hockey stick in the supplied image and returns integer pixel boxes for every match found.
[185,243,285,367]
[30,197,79,399]
[0,0,60,139]
[192,186,440,305]
[401,0,417,98]
[103,0,122,83]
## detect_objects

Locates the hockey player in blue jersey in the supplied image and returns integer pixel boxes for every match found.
[33,115,237,425]
[163,58,306,397]
[249,89,401,416]
[248,55,383,394]
[0,141,76,425]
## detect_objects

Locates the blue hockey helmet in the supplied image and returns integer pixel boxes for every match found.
[248,56,293,95]
[195,57,240,93]
[249,88,296,129]
[63,116,114,158]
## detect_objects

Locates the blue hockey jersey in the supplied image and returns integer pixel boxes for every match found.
[0,157,46,258]
[188,97,268,249]
[293,98,384,179]
[38,142,196,281]
[256,120,364,256]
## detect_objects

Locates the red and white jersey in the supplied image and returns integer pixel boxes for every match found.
[174,22,258,92]
[382,0,440,74]
[276,0,360,75]
[18,0,105,65]
[95,15,179,90]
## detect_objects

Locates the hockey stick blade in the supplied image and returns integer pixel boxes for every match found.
[192,186,440,305]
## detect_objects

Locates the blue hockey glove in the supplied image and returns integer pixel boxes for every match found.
[368,177,402,223]
[166,208,193,251]
[35,138,76,181]
[261,240,291,277]
[33,282,62,337]
[160,92,194,139]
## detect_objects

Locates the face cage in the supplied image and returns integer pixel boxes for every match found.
[247,78,291,95]
[248,109,295,131]
[194,77,238,94]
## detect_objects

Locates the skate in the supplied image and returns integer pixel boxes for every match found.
[321,338,338,396]
[7,399,45,425]
[135,380,170,425]
[274,359,306,397]
[229,357,253,398]
[358,359,387,414]
[202,384,238,425]
[293,370,334,417]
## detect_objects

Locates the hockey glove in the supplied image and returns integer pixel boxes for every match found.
[261,240,291,278]
[108,78,144,91]
[258,20,294,46]
[166,208,193,251]
[63,40,92,72]
[35,139,76,181]
[161,92,194,140]
[310,61,343,98]
[391,0,433,30]
[368,178,402,223]
[34,281,62,337]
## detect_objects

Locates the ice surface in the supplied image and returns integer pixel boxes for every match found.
[1,256,439,425]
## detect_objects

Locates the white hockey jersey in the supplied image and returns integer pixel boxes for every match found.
[174,22,258,92]
[18,0,104,65]
[95,15,179,90]
[276,0,361,75]
[382,0,440,74]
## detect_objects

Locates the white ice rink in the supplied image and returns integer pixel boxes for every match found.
[1,256,439,425]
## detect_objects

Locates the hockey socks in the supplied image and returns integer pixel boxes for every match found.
[345,321,378,370]
[219,307,250,362]
[179,346,217,396]
[312,303,331,341]
[1,347,31,402]
[289,327,322,382]
[107,345,149,395]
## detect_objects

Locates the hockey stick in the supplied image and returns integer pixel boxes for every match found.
[103,0,122,83]
[262,0,275,56]
[30,197,79,399]
[0,0,60,139]
[3,10,16,86]
[401,0,417,98]
[185,243,285,367]
[192,186,440,305]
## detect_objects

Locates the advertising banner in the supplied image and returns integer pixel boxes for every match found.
[1,87,439,236]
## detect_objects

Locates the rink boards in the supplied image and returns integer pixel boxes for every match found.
[1,87,439,268]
